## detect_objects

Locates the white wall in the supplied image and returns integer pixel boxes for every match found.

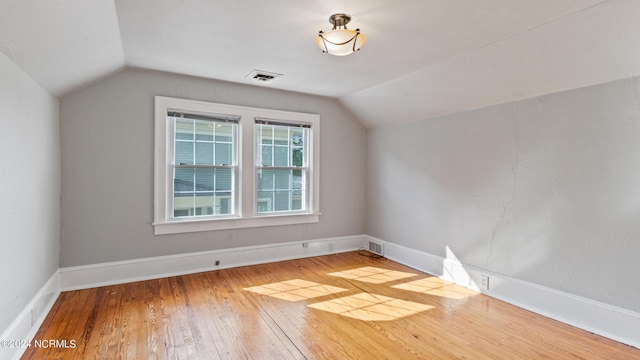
[59,68,366,267]
[0,53,60,333]
[367,76,640,313]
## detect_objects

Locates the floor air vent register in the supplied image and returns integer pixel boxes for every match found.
[367,239,384,256]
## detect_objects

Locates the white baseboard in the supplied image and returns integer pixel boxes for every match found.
[0,271,60,360]
[2,235,363,360]
[365,235,640,350]
[60,235,364,291]
[16,235,637,357]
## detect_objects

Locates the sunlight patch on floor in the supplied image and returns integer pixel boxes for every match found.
[392,277,478,300]
[328,266,417,284]
[244,279,348,302]
[308,293,433,321]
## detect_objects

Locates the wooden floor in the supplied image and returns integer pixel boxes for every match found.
[23,251,640,359]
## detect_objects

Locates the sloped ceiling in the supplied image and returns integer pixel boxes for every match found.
[2,0,639,127]
[0,0,124,96]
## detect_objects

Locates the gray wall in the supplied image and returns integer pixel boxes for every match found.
[0,53,60,333]
[60,68,366,267]
[367,76,640,313]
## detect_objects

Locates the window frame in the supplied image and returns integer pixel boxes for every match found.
[254,119,311,216]
[154,96,320,235]
[170,114,239,220]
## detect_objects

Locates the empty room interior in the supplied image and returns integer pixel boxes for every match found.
[3,0,640,359]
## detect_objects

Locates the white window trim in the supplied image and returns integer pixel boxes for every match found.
[154,96,320,235]
[254,119,312,216]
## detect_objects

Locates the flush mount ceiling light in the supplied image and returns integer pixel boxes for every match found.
[316,13,365,56]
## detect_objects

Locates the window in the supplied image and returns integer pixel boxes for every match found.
[256,120,310,214]
[171,112,238,218]
[154,97,319,235]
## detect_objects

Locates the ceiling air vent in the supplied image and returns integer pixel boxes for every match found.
[245,70,283,84]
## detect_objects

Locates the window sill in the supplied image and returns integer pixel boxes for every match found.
[153,213,321,235]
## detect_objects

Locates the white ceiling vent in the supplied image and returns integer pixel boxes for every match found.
[245,70,283,84]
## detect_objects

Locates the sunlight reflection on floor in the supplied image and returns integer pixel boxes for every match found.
[244,268,439,322]
[392,277,478,300]
[244,279,348,302]
[328,266,418,284]
[308,293,434,321]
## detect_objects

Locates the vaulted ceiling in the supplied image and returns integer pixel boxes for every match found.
[2,0,639,127]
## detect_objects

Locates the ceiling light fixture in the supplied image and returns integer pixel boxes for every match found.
[316,13,365,56]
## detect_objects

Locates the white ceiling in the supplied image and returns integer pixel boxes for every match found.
[2,0,640,128]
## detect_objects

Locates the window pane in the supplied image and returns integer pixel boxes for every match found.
[216,168,232,191]
[175,119,193,140]
[274,170,291,190]
[215,123,233,142]
[174,166,195,218]
[292,169,303,190]
[257,191,274,212]
[290,128,303,146]
[292,147,303,167]
[255,168,308,213]
[261,145,273,166]
[195,192,214,215]
[217,193,233,215]
[274,127,288,146]
[195,121,213,141]
[274,191,290,211]
[195,168,214,191]
[174,167,194,192]
[292,189,303,210]
[215,143,232,165]
[274,146,288,166]
[175,141,193,165]
[173,208,190,217]
[173,195,194,218]
[257,169,274,190]
[195,142,213,165]
[175,168,235,217]
[259,126,273,145]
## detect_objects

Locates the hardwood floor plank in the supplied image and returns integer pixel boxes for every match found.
[121,281,146,360]
[162,275,202,360]
[180,274,223,359]
[23,252,640,359]
[144,278,164,359]
[210,267,305,359]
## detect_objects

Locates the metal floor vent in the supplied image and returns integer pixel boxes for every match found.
[367,240,384,256]
[245,70,283,84]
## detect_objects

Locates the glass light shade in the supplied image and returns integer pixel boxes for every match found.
[316,29,366,56]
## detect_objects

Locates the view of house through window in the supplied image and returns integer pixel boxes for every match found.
[256,121,309,213]
[154,96,320,234]
[171,113,238,218]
